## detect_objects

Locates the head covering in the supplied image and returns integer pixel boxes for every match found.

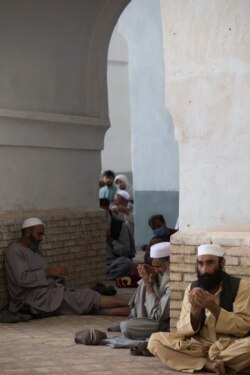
[116,189,130,201]
[114,174,129,186]
[150,242,170,258]
[22,218,44,229]
[197,244,224,257]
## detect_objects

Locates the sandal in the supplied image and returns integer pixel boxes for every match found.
[130,343,153,357]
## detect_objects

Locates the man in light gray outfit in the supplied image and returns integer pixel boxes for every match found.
[5,218,129,318]
[119,242,171,340]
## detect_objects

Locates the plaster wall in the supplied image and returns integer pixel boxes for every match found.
[102,28,132,174]
[118,0,179,244]
[160,0,250,230]
[0,0,130,212]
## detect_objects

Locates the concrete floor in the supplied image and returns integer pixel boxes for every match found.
[0,251,241,374]
[0,313,211,375]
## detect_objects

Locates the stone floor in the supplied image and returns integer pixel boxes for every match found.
[0,250,242,374]
[0,313,216,375]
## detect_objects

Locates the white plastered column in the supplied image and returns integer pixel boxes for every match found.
[160,0,250,231]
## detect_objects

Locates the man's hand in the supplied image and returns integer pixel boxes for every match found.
[189,287,221,322]
[137,264,156,293]
[46,265,69,279]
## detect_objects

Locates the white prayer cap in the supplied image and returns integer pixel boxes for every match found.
[116,190,130,201]
[197,244,224,257]
[150,242,170,258]
[22,218,44,229]
[114,174,129,185]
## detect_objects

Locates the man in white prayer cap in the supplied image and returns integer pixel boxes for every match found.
[5,218,130,320]
[117,242,171,340]
[114,174,134,203]
[147,244,250,374]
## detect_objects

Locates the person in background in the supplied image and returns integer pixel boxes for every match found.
[5,218,130,319]
[120,242,170,341]
[147,244,250,374]
[114,174,134,203]
[74,242,170,350]
[111,190,134,236]
[99,170,117,204]
[144,214,178,265]
[100,199,136,281]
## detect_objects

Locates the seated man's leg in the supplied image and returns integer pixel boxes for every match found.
[120,317,161,340]
[58,288,129,315]
[148,332,207,372]
[211,337,250,374]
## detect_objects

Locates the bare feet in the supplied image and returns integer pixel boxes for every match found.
[204,359,225,375]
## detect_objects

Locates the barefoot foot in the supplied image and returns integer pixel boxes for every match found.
[204,359,225,375]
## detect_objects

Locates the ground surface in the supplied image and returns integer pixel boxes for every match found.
[0,313,215,375]
[0,250,243,374]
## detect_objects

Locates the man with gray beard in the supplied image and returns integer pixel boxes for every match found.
[120,242,170,340]
[5,218,130,319]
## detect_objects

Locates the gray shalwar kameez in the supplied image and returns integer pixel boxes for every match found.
[5,241,101,315]
[120,272,170,339]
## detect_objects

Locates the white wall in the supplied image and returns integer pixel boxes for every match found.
[161,0,250,231]
[102,28,132,174]
[118,0,179,244]
[119,0,179,193]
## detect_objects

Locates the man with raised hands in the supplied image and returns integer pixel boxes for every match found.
[147,244,250,374]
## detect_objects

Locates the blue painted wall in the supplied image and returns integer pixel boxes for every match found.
[118,0,179,245]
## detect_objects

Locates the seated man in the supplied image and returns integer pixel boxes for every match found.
[120,242,170,340]
[100,199,136,281]
[144,214,177,264]
[5,218,130,318]
[74,242,170,349]
[148,244,250,374]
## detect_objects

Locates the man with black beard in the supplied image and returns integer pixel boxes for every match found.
[4,218,130,319]
[147,244,250,375]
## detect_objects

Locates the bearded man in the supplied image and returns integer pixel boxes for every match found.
[147,244,250,375]
[119,242,170,340]
[5,218,129,318]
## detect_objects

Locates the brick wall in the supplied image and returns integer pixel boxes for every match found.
[0,209,107,309]
[170,231,250,330]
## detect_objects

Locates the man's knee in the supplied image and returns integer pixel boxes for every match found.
[148,332,159,354]
[120,320,128,336]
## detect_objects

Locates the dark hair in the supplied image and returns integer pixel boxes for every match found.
[103,170,115,179]
[148,214,166,227]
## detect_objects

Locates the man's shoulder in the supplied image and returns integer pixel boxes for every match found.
[239,278,250,289]
[99,186,108,194]
[7,241,20,251]
[5,241,22,260]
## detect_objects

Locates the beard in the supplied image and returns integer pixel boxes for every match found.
[29,234,41,252]
[197,264,223,291]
